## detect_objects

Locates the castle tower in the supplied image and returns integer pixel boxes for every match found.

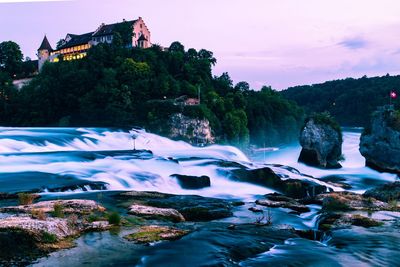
[37,35,53,71]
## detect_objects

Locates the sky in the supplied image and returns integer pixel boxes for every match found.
[1,0,400,89]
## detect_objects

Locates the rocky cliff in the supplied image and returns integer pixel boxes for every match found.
[298,114,343,169]
[360,105,400,173]
[168,113,214,145]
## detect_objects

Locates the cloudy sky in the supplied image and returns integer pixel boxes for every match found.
[1,0,400,89]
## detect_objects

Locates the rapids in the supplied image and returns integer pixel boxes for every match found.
[0,127,398,266]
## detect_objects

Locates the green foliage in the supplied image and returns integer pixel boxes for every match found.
[0,40,304,145]
[18,193,37,205]
[114,20,134,47]
[107,212,121,225]
[281,74,400,127]
[323,197,350,211]
[0,41,23,76]
[52,202,65,218]
[389,110,400,131]
[305,112,342,141]
[41,231,57,243]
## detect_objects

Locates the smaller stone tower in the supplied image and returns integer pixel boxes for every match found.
[37,35,53,71]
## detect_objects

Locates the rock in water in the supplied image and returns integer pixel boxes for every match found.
[171,174,211,189]
[360,105,400,173]
[364,181,400,202]
[298,114,343,168]
[128,204,185,222]
[124,226,189,244]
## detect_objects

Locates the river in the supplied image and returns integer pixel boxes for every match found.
[0,127,398,266]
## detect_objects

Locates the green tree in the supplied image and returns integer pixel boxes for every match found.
[0,41,23,77]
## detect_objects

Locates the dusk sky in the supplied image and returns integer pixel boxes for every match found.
[1,0,400,89]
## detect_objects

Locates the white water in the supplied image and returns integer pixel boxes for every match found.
[0,127,397,198]
[0,128,271,198]
[252,129,398,193]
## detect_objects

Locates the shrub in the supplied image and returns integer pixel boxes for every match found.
[389,110,400,131]
[107,212,121,225]
[323,197,350,211]
[41,232,57,243]
[305,112,342,142]
[18,193,38,205]
[51,202,65,218]
[31,209,46,220]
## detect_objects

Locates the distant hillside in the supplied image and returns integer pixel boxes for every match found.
[281,74,400,127]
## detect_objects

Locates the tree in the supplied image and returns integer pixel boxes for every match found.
[235,81,250,92]
[198,49,216,65]
[169,41,185,53]
[114,20,133,47]
[0,41,23,77]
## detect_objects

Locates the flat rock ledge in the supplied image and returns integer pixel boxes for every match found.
[128,204,185,222]
[0,199,110,264]
[124,225,189,244]
[256,198,310,214]
[0,199,106,214]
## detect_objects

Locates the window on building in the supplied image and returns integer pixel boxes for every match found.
[107,35,111,41]
[140,24,143,28]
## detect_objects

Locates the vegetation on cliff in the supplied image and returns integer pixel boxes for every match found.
[281,74,400,127]
[0,39,303,145]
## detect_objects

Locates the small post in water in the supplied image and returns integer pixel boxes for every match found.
[129,129,139,151]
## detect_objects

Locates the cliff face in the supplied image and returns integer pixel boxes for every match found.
[298,118,342,169]
[168,113,214,146]
[360,106,400,173]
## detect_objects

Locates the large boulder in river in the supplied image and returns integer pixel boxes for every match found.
[128,204,185,222]
[170,174,211,189]
[230,167,329,199]
[360,105,400,173]
[298,113,343,168]
[118,191,238,221]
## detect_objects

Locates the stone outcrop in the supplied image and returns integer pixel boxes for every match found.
[363,181,400,202]
[128,204,185,222]
[0,199,106,214]
[168,113,214,145]
[298,116,343,168]
[124,225,189,244]
[118,191,237,221]
[0,199,110,264]
[315,191,396,231]
[170,174,211,189]
[360,106,400,173]
[230,167,329,199]
[256,194,310,213]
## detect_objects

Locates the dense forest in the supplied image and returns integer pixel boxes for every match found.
[281,75,400,127]
[0,37,303,146]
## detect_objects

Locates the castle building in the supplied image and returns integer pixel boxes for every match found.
[37,17,151,71]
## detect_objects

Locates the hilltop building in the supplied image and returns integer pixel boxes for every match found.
[37,17,151,70]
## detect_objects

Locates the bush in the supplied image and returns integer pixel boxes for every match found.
[389,110,400,131]
[41,232,57,243]
[51,202,65,218]
[107,212,121,225]
[31,209,46,220]
[323,197,350,211]
[305,112,342,141]
[18,193,38,205]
